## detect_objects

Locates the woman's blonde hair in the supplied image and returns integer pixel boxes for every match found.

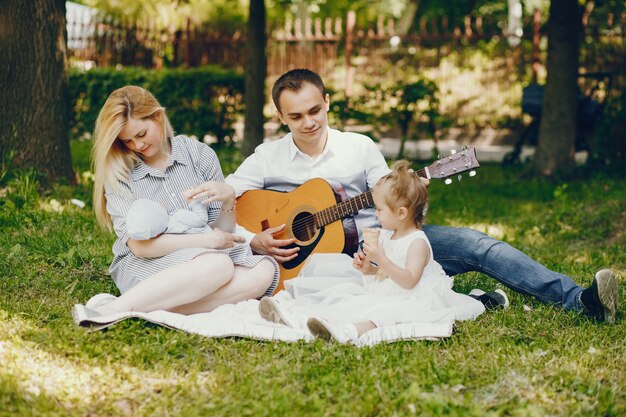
[92,85,173,230]
[376,160,429,227]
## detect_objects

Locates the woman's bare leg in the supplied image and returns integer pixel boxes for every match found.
[171,259,276,315]
[96,253,234,315]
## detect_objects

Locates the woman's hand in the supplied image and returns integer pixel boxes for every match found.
[208,228,246,249]
[184,181,236,209]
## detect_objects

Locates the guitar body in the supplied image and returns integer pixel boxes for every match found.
[236,147,481,293]
[236,178,346,290]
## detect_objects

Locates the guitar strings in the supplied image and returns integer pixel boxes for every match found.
[289,188,376,232]
[275,168,427,238]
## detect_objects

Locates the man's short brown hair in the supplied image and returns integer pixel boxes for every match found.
[271,69,326,112]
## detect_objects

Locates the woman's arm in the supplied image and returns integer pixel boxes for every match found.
[127,228,244,258]
[183,181,237,232]
[365,239,429,289]
[185,141,239,232]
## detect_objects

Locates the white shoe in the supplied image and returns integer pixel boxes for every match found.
[307,317,359,344]
[586,269,618,323]
[258,297,297,328]
[469,288,510,309]
[86,293,118,310]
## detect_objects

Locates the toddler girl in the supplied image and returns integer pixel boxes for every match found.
[260,160,508,343]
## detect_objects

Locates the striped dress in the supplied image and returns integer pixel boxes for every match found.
[105,135,279,295]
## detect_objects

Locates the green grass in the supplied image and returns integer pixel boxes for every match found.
[0,140,624,416]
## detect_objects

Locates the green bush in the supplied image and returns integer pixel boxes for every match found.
[69,66,244,146]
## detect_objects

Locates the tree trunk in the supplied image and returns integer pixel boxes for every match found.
[241,0,267,157]
[0,0,74,183]
[532,0,582,176]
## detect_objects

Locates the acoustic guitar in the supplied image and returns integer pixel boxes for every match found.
[236,147,480,291]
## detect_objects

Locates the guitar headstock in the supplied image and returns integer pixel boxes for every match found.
[426,147,480,184]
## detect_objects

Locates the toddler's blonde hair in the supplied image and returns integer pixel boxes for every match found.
[376,160,429,227]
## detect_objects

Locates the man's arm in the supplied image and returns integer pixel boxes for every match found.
[226,151,299,261]
[225,152,265,197]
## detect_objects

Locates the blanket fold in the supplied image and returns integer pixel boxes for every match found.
[73,297,453,347]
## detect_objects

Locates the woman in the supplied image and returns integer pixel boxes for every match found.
[73,86,278,325]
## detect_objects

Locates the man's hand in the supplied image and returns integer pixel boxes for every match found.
[250,224,299,262]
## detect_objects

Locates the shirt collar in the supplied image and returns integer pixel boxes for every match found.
[131,136,189,180]
[324,128,339,156]
[288,127,336,161]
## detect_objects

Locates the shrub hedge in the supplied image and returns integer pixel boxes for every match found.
[69,66,244,146]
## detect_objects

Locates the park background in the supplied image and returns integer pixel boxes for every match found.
[0,0,625,416]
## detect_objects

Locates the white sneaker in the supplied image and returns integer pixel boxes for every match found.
[86,293,118,310]
[469,288,510,309]
[258,297,297,328]
[307,317,359,344]
[586,269,618,323]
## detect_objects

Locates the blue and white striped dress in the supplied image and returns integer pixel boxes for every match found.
[105,135,279,295]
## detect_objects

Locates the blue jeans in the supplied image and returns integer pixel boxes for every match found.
[423,224,585,311]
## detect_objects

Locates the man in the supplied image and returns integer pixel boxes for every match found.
[226,68,618,323]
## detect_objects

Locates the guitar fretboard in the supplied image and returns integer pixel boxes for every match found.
[313,167,427,227]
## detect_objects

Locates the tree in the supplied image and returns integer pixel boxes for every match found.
[533,0,582,176]
[241,0,268,156]
[0,0,74,183]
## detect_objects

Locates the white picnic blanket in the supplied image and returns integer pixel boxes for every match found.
[75,291,453,347]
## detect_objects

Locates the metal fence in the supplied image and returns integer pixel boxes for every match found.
[67,8,625,128]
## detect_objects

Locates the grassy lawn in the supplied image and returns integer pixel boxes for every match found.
[0,139,624,417]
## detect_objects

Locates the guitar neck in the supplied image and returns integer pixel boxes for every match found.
[314,167,428,227]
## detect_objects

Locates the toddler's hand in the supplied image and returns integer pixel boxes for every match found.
[353,251,377,275]
[362,241,386,265]
[352,251,366,268]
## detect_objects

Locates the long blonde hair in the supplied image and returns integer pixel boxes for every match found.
[92,86,174,230]
[377,160,429,227]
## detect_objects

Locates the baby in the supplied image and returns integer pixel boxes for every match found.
[126,198,210,240]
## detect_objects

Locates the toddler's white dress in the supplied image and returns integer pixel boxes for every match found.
[275,229,485,330]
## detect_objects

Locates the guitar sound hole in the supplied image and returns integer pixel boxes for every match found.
[292,212,317,241]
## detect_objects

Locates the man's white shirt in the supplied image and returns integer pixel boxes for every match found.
[226,128,391,243]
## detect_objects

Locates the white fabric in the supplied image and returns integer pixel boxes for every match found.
[75,231,475,346]
[279,232,485,328]
[75,294,452,347]
[126,199,209,240]
[126,199,170,240]
[226,128,391,243]
[365,229,450,297]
